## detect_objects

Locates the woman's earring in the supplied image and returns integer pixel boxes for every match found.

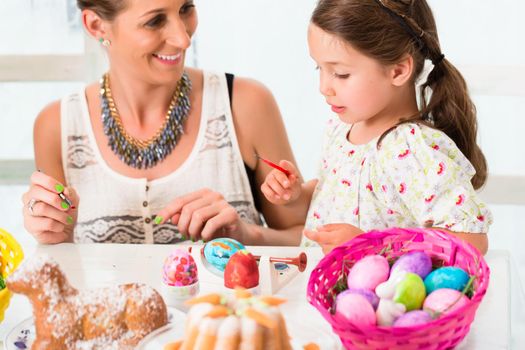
[99,38,111,47]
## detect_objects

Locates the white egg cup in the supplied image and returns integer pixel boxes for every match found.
[161,280,199,313]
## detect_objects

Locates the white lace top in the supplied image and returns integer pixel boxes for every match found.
[61,71,261,244]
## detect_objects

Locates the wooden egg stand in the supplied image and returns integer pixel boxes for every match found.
[189,246,307,294]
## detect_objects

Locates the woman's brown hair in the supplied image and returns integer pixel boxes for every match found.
[77,0,127,21]
[311,0,487,189]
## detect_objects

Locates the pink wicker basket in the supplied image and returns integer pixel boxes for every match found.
[307,227,490,350]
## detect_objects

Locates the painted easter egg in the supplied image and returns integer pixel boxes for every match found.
[162,249,198,287]
[339,288,380,310]
[347,255,390,291]
[424,266,470,294]
[335,293,376,327]
[393,273,426,311]
[224,250,259,289]
[393,310,433,327]
[423,288,470,316]
[391,251,433,279]
[203,238,246,272]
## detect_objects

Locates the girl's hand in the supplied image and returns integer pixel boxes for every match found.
[154,188,248,243]
[260,160,301,205]
[21,171,78,244]
[304,223,363,255]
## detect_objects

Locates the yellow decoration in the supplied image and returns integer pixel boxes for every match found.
[0,228,24,323]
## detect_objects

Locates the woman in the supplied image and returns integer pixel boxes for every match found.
[22,0,303,245]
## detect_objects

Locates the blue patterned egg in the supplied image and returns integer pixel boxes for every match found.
[424,266,470,294]
[203,238,246,272]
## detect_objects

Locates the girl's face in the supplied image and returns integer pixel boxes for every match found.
[104,0,197,84]
[307,23,397,125]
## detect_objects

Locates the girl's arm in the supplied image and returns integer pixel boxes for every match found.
[441,229,488,255]
[286,179,318,215]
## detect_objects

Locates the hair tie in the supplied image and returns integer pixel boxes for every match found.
[374,0,426,51]
[432,53,445,66]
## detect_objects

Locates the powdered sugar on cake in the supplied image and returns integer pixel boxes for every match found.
[7,255,168,350]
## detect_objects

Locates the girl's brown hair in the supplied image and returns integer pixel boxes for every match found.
[77,0,127,21]
[312,0,487,189]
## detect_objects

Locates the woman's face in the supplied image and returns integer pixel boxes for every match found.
[104,0,198,84]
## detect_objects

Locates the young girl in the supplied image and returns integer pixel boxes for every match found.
[261,0,492,254]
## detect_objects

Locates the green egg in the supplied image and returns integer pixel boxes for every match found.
[393,272,426,311]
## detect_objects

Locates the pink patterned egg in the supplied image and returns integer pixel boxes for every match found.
[335,293,376,327]
[423,288,469,316]
[347,255,390,291]
[162,249,198,287]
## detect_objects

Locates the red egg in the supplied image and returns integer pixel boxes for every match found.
[224,250,259,289]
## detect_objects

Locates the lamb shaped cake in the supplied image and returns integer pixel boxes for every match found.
[7,255,168,350]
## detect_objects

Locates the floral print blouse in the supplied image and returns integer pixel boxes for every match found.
[302,118,493,247]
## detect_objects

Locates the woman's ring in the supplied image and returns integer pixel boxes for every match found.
[28,198,38,216]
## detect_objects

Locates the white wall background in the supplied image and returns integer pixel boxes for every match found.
[0,0,524,346]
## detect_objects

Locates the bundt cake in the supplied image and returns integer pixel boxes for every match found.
[165,290,293,350]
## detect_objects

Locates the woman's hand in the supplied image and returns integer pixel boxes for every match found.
[260,160,301,206]
[304,223,363,255]
[155,188,249,242]
[21,171,79,244]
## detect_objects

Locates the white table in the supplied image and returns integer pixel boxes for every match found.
[0,245,511,349]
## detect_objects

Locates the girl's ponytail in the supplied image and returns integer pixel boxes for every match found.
[420,56,488,190]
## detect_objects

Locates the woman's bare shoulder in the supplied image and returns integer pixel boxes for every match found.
[232,76,275,106]
[230,75,292,169]
[35,99,61,131]
[231,76,282,131]
[33,99,65,179]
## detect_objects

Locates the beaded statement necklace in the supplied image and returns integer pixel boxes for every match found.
[100,72,192,169]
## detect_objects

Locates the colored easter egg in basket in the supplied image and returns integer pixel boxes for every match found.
[335,293,376,327]
[162,249,198,286]
[424,266,470,294]
[423,288,470,316]
[347,255,389,291]
[224,250,259,289]
[393,272,426,311]
[203,237,246,273]
[391,251,433,279]
[393,310,433,327]
[339,288,380,310]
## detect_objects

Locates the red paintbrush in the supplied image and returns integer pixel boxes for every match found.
[255,154,291,176]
